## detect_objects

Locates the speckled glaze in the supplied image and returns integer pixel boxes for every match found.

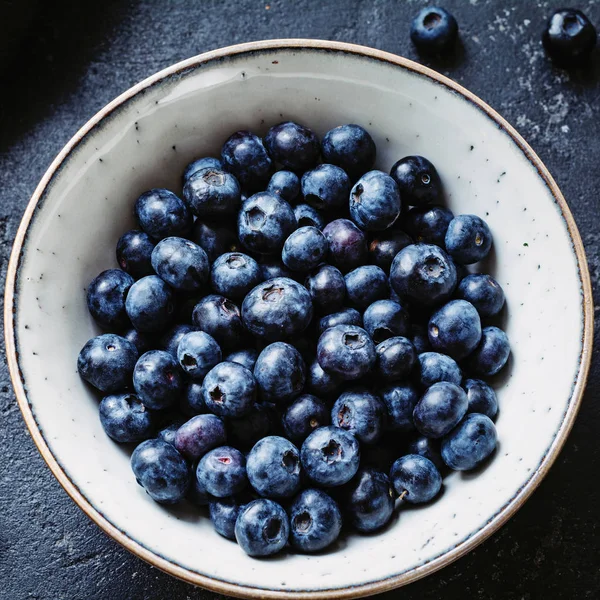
[4,40,593,599]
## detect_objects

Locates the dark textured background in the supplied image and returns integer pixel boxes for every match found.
[1,1,599,598]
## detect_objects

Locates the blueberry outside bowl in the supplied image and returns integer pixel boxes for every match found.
[4,40,592,598]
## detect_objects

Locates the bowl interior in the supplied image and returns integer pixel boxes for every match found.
[11,44,586,595]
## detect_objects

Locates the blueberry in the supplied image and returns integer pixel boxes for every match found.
[247,436,301,498]
[317,324,376,380]
[390,454,442,504]
[289,488,342,552]
[441,413,497,470]
[456,274,505,318]
[294,204,326,230]
[134,188,192,241]
[345,468,394,532]
[390,155,444,206]
[390,243,457,306]
[158,421,183,446]
[301,426,360,487]
[190,219,239,263]
[242,277,313,341]
[363,299,410,344]
[183,167,241,218]
[318,307,362,335]
[306,359,342,398]
[160,323,196,357]
[321,124,376,181]
[176,331,221,380]
[254,342,306,404]
[77,334,138,393]
[463,378,498,419]
[301,164,351,211]
[332,389,386,445]
[322,219,368,273]
[411,324,432,354]
[376,337,417,382]
[445,215,492,265]
[305,265,346,315]
[99,393,154,443]
[86,269,134,330]
[210,252,262,300]
[413,381,468,438]
[264,121,320,172]
[344,265,389,309]
[410,6,459,55]
[125,275,175,332]
[133,350,183,410]
[116,230,155,279]
[406,434,444,471]
[196,446,247,498]
[235,498,290,557]
[151,237,209,292]
[282,226,328,272]
[267,170,301,203]
[221,130,272,191]
[202,361,256,417]
[467,326,510,376]
[368,228,412,273]
[282,394,330,444]
[416,352,462,388]
[183,156,224,183]
[192,294,245,349]
[350,170,401,231]
[403,205,454,247]
[428,299,481,360]
[123,328,155,355]
[209,496,245,540]
[542,8,597,66]
[228,403,275,450]
[180,381,207,416]
[225,348,259,371]
[379,382,419,431]
[238,192,296,254]
[174,413,227,461]
[259,259,294,281]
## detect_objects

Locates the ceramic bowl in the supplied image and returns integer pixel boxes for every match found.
[5,40,593,598]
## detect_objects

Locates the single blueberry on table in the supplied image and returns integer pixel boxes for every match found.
[180,381,207,416]
[413,381,468,438]
[209,496,246,540]
[350,170,402,231]
[428,299,482,360]
[151,237,209,292]
[183,167,241,218]
[190,219,239,263]
[390,155,444,206]
[254,342,306,404]
[321,124,376,181]
[99,393,154,443]
[176,331,222,380]
[283,394,330,444]
[134,188,192,241]
[196,446,247,498]
[289,488,342,552]
[390,454,442,504]
[238,192,296,255]
[322,218,368,273]
[86,269,134,330]
[183,156,224,183]
[345,467,395,533]
[174,413,227,461]
[125,275,175,333]
[192,294,245,350]
[463,378,498,419]
[305,264,346,315]
[332,389,386,445]
[301,164,351,211]
[410,6,459,55]
[267,170,301,203]
[133,350,183,410]
[456,274,505,318]
[406,434,444,471]
[416,351,462,388]
[403,205,454,248]
[445,215,492,265]
[225,348,259,371]
[235,498,290,557]
[210,252,262,300]
[264,121,320,172]
[131,438,190,504]
[116,230,155,279]
[294,203,326,230]
[363,299,411,344]
[441,413,498,470]
[379,382,419,431]
[467,326,510,376]
[202,361,256,418]
[317,324,376,381]
[221,130,272,191]
[376,337,417,382]
[344,265,389,309]
[368,228,412,273]
[247,436,301,499]
[390,243,457,306]
[306,359,342,399]
[282,226,328,272]
[318,307,362,335]
[228,403,275,450]
[160,323,196,357]
[242,277,313,341]
[542,8,597,67]
[123,328,155,355]
[77,334,138,393]
[301,426,360,487]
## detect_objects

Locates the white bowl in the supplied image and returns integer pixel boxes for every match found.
[5,40,593,598]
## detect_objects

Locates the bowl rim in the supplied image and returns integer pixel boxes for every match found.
[4,39,593,599]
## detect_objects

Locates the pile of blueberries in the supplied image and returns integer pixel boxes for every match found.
[78,121,509,557]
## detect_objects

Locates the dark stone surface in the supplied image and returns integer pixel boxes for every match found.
[1,1,599,598]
